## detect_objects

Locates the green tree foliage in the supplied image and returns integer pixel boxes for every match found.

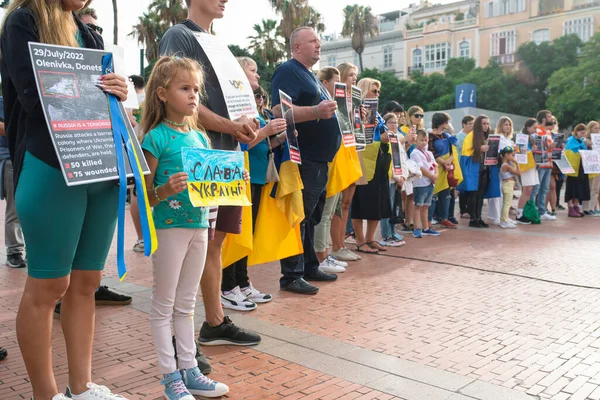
[547,33,600,128]
[248,19,286,65]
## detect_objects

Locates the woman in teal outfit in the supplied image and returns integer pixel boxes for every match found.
[0,1,129,399]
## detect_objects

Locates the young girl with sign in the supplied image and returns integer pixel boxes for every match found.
[141,56,230,399]
[410,130,439,238]
[499,147,521,229]
[564,124,591,218]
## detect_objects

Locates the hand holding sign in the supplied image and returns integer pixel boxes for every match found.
[164,172,189,197]
[98,73,128,101]
[233,115,259,144]
[264,118,287,136]
[316,100,337,119]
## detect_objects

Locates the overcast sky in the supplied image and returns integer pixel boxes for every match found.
[90,0,444,75]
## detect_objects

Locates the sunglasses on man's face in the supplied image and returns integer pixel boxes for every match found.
[413,114,424,119]
[87,23,103,35]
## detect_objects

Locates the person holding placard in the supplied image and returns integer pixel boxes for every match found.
[270,26,340,294]
[564,124,591,217]
[515,119,539,224]
[456,115,475,220]
[490,117,517,225]
[530,110,557,221]
[499,147,521,229]
[159,0,262,350]
[583,121,600,216]
[219,57,286,310]
[0,1,131,399]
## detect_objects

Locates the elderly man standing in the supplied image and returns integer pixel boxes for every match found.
[271,27,341,295]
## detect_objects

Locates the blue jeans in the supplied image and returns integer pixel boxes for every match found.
[448,188,456,220]
[380,183,396,238]
[435,188,451,221]
[346,206,353,234]
[280,160,329,287]
[530,168,551,215]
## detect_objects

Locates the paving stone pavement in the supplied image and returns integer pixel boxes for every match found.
[1,200,600,399]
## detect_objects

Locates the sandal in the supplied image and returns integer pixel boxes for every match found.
[355,243,378,254]
[367,241,387,252]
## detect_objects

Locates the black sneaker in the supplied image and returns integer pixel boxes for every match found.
[516,216,532,225]
[469,220,481,228]
[95,286,132,305]
[6,254,26,268]
[477,219,489,228]
[172,335,212,375]
[0,346,7,361]
[198,316,261,346]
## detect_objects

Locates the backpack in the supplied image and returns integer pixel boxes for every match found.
[523,199,541,224]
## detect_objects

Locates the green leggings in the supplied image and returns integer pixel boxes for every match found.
[16,152,118,279]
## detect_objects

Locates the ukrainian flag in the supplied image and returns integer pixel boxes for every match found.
[326,143,362,198]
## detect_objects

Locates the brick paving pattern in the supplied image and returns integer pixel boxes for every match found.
[1,202,600,399]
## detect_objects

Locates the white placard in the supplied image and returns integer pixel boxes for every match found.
[515,133,529,164]
[193,32,257,120]
[580,150,600,174]
[105,44,139,110]
[553,152,574,175]
[591,134,600,151]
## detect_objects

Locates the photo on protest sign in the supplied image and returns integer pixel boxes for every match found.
[533,135,550,166]
[553,152,575,175]
[515,133,529,164]
[552,149,562,161]
[580,150,600,174]
[29,43,148,186]
[389,133,403,177]
[351,86,366,151]
[193,32,257,121]
[182,147,251,207]
[279,90,301,164]
[484,135,501,165]
[592,134,600,151]
[362,98,378,145]
[334,83,355,147]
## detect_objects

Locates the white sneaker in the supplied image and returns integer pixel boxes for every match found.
[499,221,516,229]
[508,218,518,225]
[343,247,361,260]
[379,237,405,247]
[431,219,439,225]
[330,248,358,261]
[221,286,257,311]
[540,213,557,221]
[319,257,345,273]
[66,383,128,399]
[51,395,70,400]
[328,256,348,268]
[490,219,501,226]
[241,283,272,304]
[132,240,144,253]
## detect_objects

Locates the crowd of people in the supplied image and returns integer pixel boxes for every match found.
[0,0,599,399]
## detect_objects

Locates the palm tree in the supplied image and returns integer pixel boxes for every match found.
[130,0,186,62]
[112,0,118,45]
[341,5,379,72]
[269,0,326,58]
[248,19,285,65]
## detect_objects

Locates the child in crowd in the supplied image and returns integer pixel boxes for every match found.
[499,147,520,229]
[141,56,230,399]
[410,130,440,238]
[565,124,591,218]
[583,121,600,216]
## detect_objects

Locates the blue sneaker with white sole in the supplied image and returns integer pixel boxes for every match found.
[181,366,229,398]
[161,372,194,400]
[422,228,441,236]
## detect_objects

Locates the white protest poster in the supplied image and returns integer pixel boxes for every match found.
[553,152,575,175]
[515,133,529,164]
[591,134,600,151]
[193,32,257,120]
[105,44,138,110]
[580,150,600,174]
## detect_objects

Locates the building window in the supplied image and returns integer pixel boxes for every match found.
[458,41,470,58]
[327,55,336,67]
[424,43,451,72]
[486,0,525,17]
[563,17,594,42]
[532,29,550,44]
[383,46,393,69]
[491,30,516,64]
[412,48,422,67]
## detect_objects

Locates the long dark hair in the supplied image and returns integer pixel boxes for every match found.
[472,115,489,162]
[521,118,537,147]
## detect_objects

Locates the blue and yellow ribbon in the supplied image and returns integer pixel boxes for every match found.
[102,54,157,281]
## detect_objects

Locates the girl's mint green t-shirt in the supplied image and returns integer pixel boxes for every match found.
[142,123,210,229]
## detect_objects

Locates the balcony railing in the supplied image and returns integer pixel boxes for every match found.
[379,20,397,33]
[408,65,424,76]
[492,53,515,65]
[450,18,477,29]
[405,28,424,38]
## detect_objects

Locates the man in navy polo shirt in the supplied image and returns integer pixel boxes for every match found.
[271,27,340,295]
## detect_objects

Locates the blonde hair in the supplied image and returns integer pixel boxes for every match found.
[496,116,514,139]
[357,78,381,100]
[337,62,358,85]
[317,66,340,82]
[141,56,207,142]
[1,0,92,48]
[586,121,599,139]
[383,113,398,124]
[236,56,256,71]
[407,105,424,130]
